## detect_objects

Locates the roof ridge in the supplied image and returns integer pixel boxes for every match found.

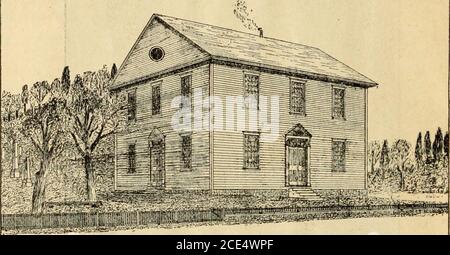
[154,13,319,51]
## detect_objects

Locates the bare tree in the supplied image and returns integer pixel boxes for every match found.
[390,139,413,191]
[63,65,126,202]
[1,91,22,178]
[21,81,65,213]
[368,140,381,181]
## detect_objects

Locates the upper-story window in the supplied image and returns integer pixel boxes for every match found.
[152,83,161,116]
[244,73,259,109]
[180,75,192,109]
[243,132,260,169]
[127,143,136,174]
[332,87,345,120]
[332,139,346,172]
[127,90,136,122]
[290,80,306,115]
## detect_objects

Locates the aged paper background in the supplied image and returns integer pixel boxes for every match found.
[1,0,448,234]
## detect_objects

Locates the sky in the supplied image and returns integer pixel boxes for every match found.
[1,0,448,143]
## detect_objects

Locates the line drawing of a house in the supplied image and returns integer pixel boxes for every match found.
[110,14,378,199]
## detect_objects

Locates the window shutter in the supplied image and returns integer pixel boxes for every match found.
[152,85,161,115]
[244,74,259,109]
[127,90,136,121]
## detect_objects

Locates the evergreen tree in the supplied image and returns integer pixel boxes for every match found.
[414,132,423,164]
[111,63,118,79]
[444,131,449,158]
[424,131,432,164]
[432,127,444,162]
[379,140,389,179]
[61,66,71,93]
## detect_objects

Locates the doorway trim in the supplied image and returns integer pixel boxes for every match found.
[148,128,166,189]
[284,124,312,187]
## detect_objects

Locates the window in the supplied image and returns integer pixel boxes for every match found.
[149,46,165,61]
[180,75,192,109]
[127,144,136,173]
[127,90,136,121]
[180,133,192,171]
[290,80,306,115]
[244,73,259,109]
[243,132,260,169]
[332,87,345,119]
[152,84,161,115]
[332,139,346,172]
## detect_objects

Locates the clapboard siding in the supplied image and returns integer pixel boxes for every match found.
[115,64,210,190]
[212,64,367,190]
[114,18,209,87]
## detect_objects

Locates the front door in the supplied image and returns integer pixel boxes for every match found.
[150,139,165,188]
[287,143,308,186]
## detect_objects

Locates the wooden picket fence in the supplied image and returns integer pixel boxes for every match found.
[1,209,225,230]
[224,203,449,215]
[1,203,447,231]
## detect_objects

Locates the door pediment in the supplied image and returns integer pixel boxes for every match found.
[149,128,165,148]
[286,123,311,138]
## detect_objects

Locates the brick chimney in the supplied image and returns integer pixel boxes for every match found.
[258,27,263,38]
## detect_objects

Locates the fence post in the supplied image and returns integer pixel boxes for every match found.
[157,211,161,225]
[221,208,226,220]
[40,214,43,229]
[136,211,140,226]
[95,212,99,228]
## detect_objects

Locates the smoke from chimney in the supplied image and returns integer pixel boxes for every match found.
[233,0,261,35]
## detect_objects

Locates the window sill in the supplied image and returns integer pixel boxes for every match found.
[331,116,346,121]
[290,112,307,117]
[243,167,260,171]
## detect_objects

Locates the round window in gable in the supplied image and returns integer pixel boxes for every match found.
[149,46,165,61]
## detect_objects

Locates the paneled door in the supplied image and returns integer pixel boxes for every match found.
[287,146,308,186]
[150,139,165,188]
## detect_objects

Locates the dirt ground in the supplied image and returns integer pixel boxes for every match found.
[90,214,448,235]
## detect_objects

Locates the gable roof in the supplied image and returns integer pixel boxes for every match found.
[112,14,377,89]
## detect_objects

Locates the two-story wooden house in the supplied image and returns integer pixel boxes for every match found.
[110,14,378,198]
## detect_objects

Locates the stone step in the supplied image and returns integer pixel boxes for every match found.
[288,188,323,201]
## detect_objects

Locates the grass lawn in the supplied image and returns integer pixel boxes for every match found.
[37,190,448,214]
[2,173,447,215]
[369,192,448,203]
[2,190,447,234]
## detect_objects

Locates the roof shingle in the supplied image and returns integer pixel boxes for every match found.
[156,14,377,87]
